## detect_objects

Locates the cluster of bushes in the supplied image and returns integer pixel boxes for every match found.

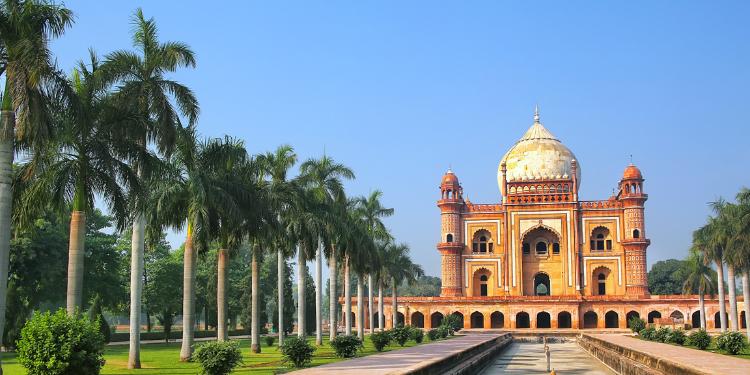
[369,325,428,352]
[638,325,748,355]
[427,314,462,341]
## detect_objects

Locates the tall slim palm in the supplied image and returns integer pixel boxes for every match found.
[257,145,297,346]
[383,242,423,328]
[0,2,72,370]
[683,250,716,329]
[299,156,354,344]
[101,8,198,368]
[150,131,248,361]
[710,199,739,330]
[730,188,750,338]
[20,53,141,314]
[356,191,393,333]
[695,218,727,331]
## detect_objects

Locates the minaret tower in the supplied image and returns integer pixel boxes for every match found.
[437,169,465,297]
[619,164,650,296]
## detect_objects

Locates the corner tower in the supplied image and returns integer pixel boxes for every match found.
[437,170,464,297]
[619,164,650,296]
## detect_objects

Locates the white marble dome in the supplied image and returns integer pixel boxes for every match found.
[498,111,580,189]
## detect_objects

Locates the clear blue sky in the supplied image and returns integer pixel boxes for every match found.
[53,1,749,277]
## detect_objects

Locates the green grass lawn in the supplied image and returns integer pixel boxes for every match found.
[2,334,439,374]
[632,335,750,360]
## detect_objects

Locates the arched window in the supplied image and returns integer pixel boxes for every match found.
[633,229,640,239]
[598,273,606,295]
[522,242,530,255]
[472,230,493,253]
[534,273,550,296]
[552,243,560,255]
[536,241,547,255]
[446,234,453,243]
[590,227,612,251]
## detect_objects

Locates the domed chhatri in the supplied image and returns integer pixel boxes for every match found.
[498,107,580,191]
[623,163,643,180]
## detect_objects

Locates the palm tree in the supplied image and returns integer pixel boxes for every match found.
[730,188,750,338]
[256,145,297,346]
[101,8,198,368]
[356,191,393,334]
[383,242,423,328]
[0,2,72,369]
[695,217,728,331]
[19,52,141,314]
[299,156,354,344]
[711,199,740,330]
[683,251,716,329]
[150,130,248,361]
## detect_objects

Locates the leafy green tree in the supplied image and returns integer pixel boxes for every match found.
[397,276,442,297]
[87,295,111,343]
[648,259,690,295]
[0,3,73,370]
[144,253,182,343]
[683,252,717,329]
[101,7,198,368]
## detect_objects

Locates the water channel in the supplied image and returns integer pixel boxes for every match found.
[478,340,615,374]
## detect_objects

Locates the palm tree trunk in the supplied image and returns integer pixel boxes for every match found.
[357,275,364,339]
[329,246,337,340]
[743,271,750,339]
[716,259,728,332]
[217,248,228,341]
[179,225,197,361]
[297,246,306,337]
[277,248,285,346]
[728,265,739,330]
[391,277,398,328]
[251,247,261,353]
[367,274,373,334]
[315,242,322,345]
[0,110,14,375]
[699,292,706,329]
[66,210,86,313]
[128,214,145,368]
[378,280,384,332]
[344,254,351,335]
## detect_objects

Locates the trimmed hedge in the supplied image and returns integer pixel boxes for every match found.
[110,328,249,343]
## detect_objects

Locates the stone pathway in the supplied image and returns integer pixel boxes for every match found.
[290,334,502,374]
[591,334,750,375]
[479,342,615,374]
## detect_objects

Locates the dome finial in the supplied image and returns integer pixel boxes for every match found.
[534,104,540,124]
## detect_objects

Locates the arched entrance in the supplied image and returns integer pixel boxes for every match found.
[691,310,701,329]
[430,312,444,328]
[536,312,551,328]
[605,311,619,328]
[470,312,484,328]
[534,273,550,296]
[626,311,640,328]
[583,311,598,329]
[396,312,405,327]
[451,312,464,329]
[647,311,661,324]
[741,311,747,329]
[670,310,684,324]
[473,268,492,297]
[411,312,424,328]
[372,313,385,329]
[714,311,728,329]
[491,312,504,328]
[592,267,611,296]
[558,312,572,328]
[516,312,530,328]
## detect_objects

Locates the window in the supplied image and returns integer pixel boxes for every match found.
[596,234,605,250]
[446,234,453,243]
[480,275,488,281]
[472,230,492,253]
[606,240,612,250]
[591,227,612,251]
[598,273,606,295]
[633,229,640,239]
[552,243,560,254]
[479,236,487,252]
[536,242,547,255]
[522,243,530,255]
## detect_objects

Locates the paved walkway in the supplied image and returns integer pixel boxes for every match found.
[290,334,502,374]
[592,334,750,375]
[479,342,614,374]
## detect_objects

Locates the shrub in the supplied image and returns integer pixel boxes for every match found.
[427,329,440,341]
[653,327,671,343]
[280,336,315,368]
[628,316,646,334]
[716,331,748,355]
[264,335,275,347]
[390,325,412,346]
[330,334,363,358]
[437,325,450,338]
[16,309,105,375]
[666,329,686,345]
[411,328,424,343]
[639,327,655,340]
[444,314,462,333]
[370,330,391,352]
[687,329,711,350]
[194,341,243,375]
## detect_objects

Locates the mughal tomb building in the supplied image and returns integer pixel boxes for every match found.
[350,108,746,331]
